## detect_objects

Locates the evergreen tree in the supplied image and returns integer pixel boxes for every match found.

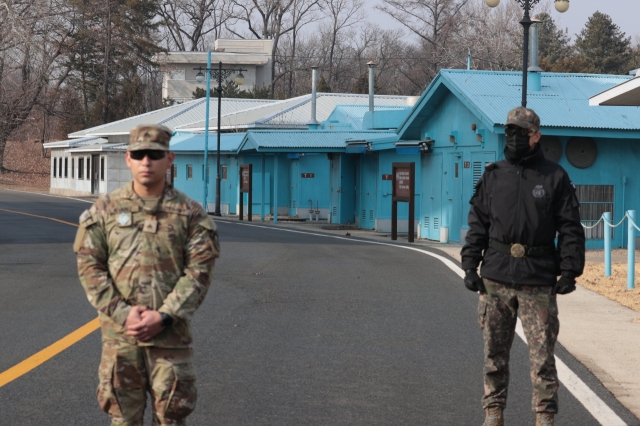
[317,76,332,92]
[535,12,571,65]
[574,11,631,75]
[192,87,215,99]
[350,72,380,94]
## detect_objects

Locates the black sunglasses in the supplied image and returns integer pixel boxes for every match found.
[129,150,167,161]
[505,127,534,137]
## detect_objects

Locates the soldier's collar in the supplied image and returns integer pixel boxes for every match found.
[124,181,177,201]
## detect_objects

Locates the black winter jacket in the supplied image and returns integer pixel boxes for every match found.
[461,145,585,286]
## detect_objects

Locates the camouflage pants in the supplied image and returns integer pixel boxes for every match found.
[97,340,197,426]
[478,278,560,413]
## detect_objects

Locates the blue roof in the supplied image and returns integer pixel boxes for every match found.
[322,105,411,130]
[241,130,398,152]
[170,132,246,153]
[399,70,640,139]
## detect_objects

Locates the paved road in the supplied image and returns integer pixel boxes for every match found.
[1,188,638,425]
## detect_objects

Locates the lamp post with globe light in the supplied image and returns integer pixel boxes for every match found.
[194,52,246,215]
[484,0,569,107]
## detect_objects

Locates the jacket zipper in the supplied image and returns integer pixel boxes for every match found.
[513,166,523,284]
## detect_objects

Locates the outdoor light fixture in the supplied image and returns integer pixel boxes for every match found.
[484,0,568,11]
[554,0,569,13]
[483,0,569,107]
[193,56,247,215]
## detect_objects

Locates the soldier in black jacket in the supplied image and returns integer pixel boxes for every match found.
[460,107,585,426]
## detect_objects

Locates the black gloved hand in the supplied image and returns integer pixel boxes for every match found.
[464,269,486,294]
[553,274,576,295]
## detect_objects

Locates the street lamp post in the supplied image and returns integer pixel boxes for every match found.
[485,0,569,107]
[194,52,246,215]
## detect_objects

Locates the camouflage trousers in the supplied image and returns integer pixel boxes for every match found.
[97,340,197,426]
[478,278,560,413]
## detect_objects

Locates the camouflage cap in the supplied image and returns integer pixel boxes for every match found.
[505,106,540,130]
[128,124,172,151]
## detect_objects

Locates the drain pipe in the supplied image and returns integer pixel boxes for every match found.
[307,66,319,130]
[368,61,376,129]
[528,18,542,92]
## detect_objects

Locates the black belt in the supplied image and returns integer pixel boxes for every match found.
[490,240,555,258]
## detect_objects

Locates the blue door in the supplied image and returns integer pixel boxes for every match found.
[421,153,443,240]
[359,154,377,229]
[339,155,356,224]
[330,155,340,222]
[447,153,463,242]
[289,159,299,216]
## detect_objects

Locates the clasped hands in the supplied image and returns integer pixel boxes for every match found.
[124,306,164,342]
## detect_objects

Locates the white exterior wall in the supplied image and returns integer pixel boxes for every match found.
[49,149,130,196]
[160,41,273,103]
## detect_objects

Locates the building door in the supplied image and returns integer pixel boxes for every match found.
[339,155,356,224]
[447,153,463,242]
[289,159,299,216]
[329,155,340,223]
[421,153,442,240]
[359,154,377,229]
[91,155,100,195]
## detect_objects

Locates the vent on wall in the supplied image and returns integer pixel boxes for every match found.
[434,218,439,230]
[566,137,597,168]
[424,216,429,228]
[539,136,562,162]
[369,210,374,221]
[333,206,337,216]
[362,210,366,221]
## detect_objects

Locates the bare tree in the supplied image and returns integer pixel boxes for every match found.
[320,0,365,87]
[0,0,73,173]
[453,0,522,71]
[377,0,469,81]
[158,0,237,51]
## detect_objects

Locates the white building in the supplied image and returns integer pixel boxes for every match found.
[160,39,274,104]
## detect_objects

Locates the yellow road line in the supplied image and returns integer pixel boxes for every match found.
[0,206,97,388]
[0,208,78,227]
[0,318,100,388]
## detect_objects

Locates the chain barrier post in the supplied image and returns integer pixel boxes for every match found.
[604,212,611,277]
[628,210,636,290]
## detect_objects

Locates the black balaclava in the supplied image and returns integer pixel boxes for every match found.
[505,127,531,158]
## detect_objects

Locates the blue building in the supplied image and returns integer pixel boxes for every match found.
[389,70,640,248]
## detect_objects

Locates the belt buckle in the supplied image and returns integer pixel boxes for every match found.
[510,243,526,258]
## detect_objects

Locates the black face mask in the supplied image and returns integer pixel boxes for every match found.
[505,127,531,158]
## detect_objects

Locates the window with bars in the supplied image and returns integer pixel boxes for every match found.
[575,185,614,239]
[59,158,63,178]
[221,165,228,180]
[187,165,193,179]
[64,158,68,178]
[53,157,57,177]
[78,158,84,179]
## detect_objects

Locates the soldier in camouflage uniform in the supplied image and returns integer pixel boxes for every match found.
[460,107,585,426]
[75,124,220,426]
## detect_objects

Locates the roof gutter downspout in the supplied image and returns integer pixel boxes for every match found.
[528,18,543,92]
[307,66,319,130]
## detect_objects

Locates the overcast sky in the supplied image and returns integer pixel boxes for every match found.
[369,0,639,42]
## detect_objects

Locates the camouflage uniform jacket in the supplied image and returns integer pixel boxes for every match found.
[75,182,220,348]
